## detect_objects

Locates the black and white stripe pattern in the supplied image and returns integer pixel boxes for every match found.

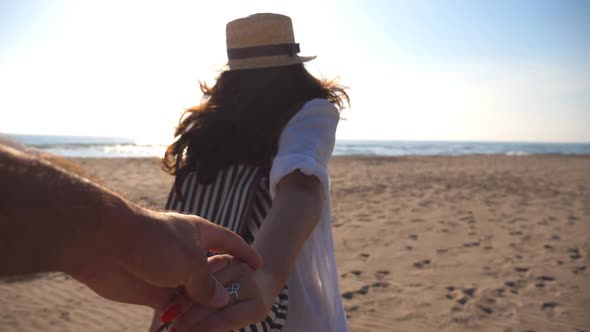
[166,164,288,332]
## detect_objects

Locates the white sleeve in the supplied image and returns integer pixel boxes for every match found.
[269,98,339,199]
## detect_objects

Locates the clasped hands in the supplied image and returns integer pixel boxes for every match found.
[157,254,281,332]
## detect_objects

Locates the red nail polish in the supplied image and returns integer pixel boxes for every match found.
[161,304,182,323]
[169,328,177,332]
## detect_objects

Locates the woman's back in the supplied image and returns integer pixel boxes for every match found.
[153,13,349,332]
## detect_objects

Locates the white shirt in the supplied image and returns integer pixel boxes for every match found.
[269,98,349,332]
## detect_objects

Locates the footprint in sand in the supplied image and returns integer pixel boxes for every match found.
[493,287,506,297]
[457,296,469,305]
[445,286,456,300]
[341,285,370,300]
[542,301,558,310]
[569,248,582,260]
[345,305,359,314]
[462,287,477,297]
[535,275,556,288]
[459,215,476,224]
[463,241,480,248]
[359,253,370,261]
[413,259,431,269]
[446,287,478,306]
[342,280,390,301]
[372,281,390,288]
[567,215,579,225]
[477,304,493,314]
[573,265,586,274]
[504,279,527,294]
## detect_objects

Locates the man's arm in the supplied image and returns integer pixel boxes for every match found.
[0,143,113,275]
[0,144,261,309]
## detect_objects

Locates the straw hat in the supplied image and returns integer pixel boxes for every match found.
[226,13,315,70]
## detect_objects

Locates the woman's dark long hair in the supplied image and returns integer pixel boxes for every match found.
[162,64,349,196]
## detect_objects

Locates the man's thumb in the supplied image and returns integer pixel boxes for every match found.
[186,270,229,308]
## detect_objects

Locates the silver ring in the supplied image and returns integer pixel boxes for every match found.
[226,282,240,302]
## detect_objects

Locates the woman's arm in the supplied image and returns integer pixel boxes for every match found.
[162,170,324,332]
[252,170,324,294]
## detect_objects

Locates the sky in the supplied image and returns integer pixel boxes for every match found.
[0,0,589,143]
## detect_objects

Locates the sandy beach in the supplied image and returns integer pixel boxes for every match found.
[1,155,589,332]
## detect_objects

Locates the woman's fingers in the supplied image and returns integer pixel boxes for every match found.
[184,255,251,308]
[207,254,234,273]
[195,219,262,270]
[211,260,252,286]
[173,263,252,331]
[184,264,228,308]
[179,220,257,308]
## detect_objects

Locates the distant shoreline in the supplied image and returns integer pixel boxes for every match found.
[66,154,590,160]
[4,134,590,158]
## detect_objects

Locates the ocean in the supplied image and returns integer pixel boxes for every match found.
[4,134,590,158]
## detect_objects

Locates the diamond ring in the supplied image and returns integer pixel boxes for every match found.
[226,282,240,302]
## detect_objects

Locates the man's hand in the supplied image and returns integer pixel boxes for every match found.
[0,143,261,310]
[69,208,262,310]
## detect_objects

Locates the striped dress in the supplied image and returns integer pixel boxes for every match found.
[166,164,289,332]
[161,98,348,331]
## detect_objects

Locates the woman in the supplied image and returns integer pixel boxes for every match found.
[152,13,349,332]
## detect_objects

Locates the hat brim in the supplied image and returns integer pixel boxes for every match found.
[227,55,316,71]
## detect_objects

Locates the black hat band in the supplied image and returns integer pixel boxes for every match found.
[227,43,300,60]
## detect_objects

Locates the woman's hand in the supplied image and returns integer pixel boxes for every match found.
[161,254,283,332]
